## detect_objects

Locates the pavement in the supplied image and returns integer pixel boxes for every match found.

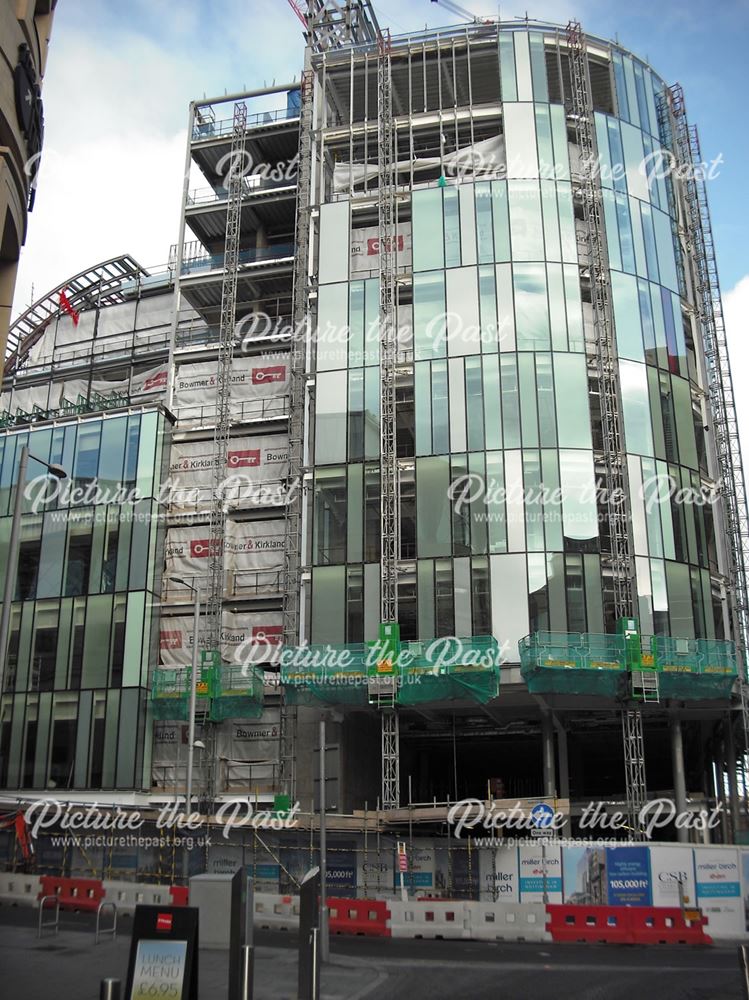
[0,904,744,999]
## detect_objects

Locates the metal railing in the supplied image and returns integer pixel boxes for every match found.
[192,106,300,140]
[181,244,295,277]
[186,176,296,206]
[167,479,289,513]
[231,568,284,597]
[175,319,293,352]
[95,900,118,944]
[151,761,280,795]
[174,396,289,426]
[162,569,283,603]
[118,269,175,296]
[8,327,170,378]
[38,894,59,938]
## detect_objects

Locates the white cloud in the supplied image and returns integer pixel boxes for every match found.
[13,1,302,315]
[723,274,749,467]
[21,131,185,295]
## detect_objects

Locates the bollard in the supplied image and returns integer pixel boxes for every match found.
[297,867,321,1000]
[311,927,319,1000]
[739,945,749,1000]
[100,979,121,1000]
[240,944,254,1000]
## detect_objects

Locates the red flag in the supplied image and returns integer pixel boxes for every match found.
[59,288,79,326]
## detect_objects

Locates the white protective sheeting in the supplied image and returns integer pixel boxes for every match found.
[218,709,281,786]
[164,519,285,598]
[167,434,289,509]
[152,710,282,788]
[159,610,283,667]
[134,294,174,330]
[173,354,289,423]
[229,519,286,573]
[163,526,226,593]
[58,364,167,405]
[0,382,63,414]
[130,366,169,397]
[95,300,138,337]
[333,135,506,193]
[18,292,176,369]
[351,225,412,275]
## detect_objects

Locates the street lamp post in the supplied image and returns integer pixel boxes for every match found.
[0,445,67,693]
[319,717,329,962]
[167,577,201,816]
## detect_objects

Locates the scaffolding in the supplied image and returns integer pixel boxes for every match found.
[566,21,647,839]
[377,27,401,810]
[397,637,501,705]
[663,83,749,777]
[519,631,737,701]
[280,58,314,800]
[305,0,380,51]
[281,636,501,707]
[279,1,386,800]
[207,101,248,655]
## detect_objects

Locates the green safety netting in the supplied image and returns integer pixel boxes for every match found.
[151,668,190,720]
[519,631,629,698]
[651,636,737,699]
[280,644,371,706]
[151,666,217,719]
[396,636,501,705]
[210,664,265,721]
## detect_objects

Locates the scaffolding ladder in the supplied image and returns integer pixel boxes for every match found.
[566,22,646,838]
[664,83,749,799]
[279,2,381,800]
[280,61,315,801]
[378,28,400,810]
[207,101,247,655]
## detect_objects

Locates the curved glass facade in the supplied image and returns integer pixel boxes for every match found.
[308,26,728,660]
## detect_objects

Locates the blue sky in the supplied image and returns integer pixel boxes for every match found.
[19,0,749,288]
[16,0,748,399]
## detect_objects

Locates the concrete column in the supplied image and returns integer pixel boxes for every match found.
[554,717,570,835]
[670,717,688,845]
[726,715,740,843]
[714,737,730,844]
[541,714,556,798]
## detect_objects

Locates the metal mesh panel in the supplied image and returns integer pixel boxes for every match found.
[151,668,190,721]
[519,632,627,697]
[210,665,265,722]
[396,636,500,706]
[280,644,370,706]
[651,636,737,699]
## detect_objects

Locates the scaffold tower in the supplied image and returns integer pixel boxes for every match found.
[280,58,314,799]
[280,0,384,800]
[664,83,749,796]
[207,101,248,659]
[566,21,647,838]
[377,27,401,811]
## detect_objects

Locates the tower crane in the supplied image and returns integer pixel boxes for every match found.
[286,0,308,26]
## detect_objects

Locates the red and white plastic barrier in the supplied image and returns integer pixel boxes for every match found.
[0,874,729,946]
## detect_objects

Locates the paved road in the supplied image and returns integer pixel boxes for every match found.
[0,905,743,999]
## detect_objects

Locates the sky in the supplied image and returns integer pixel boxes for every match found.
[14,0,749,442]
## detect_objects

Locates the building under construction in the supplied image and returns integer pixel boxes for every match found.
[1,2,747,874]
